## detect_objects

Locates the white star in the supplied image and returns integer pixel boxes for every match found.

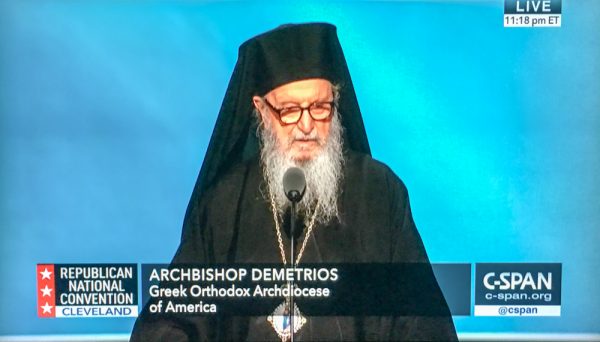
[41,302,53,314]
[40,285,53,297]
[40,268,52,280]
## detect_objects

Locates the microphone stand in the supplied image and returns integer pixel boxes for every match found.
[289,199,296,342]
[282,167,305,342]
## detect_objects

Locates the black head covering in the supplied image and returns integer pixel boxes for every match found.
[185,23,370,231]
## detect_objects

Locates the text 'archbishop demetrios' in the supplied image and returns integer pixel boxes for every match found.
[150,267,338,282]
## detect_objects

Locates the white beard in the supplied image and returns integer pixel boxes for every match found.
[259,109,344,224]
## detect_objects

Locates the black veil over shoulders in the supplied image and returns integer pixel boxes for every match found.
[183,23,371,239]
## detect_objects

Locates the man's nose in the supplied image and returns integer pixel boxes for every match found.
[296,108,315,134]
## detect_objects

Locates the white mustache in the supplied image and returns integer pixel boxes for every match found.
[288,129,321,145]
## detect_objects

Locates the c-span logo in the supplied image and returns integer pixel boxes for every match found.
[474,263,561,316]
[37,264,138,318]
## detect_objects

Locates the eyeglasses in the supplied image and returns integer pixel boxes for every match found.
[263,98,334,125]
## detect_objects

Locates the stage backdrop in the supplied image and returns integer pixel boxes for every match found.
[1,0,598,339]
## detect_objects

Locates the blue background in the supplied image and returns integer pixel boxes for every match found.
[1,0,598,337]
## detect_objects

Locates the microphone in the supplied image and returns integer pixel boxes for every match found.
[283,167,306,203]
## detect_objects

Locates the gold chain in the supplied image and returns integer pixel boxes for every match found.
[268,191,317,266]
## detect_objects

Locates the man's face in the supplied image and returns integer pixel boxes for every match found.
[253,78,333,162]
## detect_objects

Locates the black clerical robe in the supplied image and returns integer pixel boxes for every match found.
[130,152,457,341]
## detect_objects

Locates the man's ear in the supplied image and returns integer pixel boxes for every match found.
[252,96,269,125]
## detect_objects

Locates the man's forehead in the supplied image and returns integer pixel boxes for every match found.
[267,78,333,103]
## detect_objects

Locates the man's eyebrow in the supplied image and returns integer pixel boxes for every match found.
[276,97,333,106]
[278,101,302,107]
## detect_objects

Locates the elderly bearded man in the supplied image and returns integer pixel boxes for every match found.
[130,23,457,341]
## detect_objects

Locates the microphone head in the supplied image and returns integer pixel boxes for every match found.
[283,167,306,203]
